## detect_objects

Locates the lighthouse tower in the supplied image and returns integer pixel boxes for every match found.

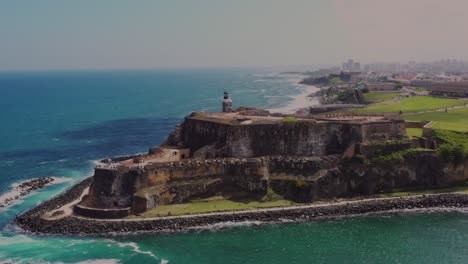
[222,91,233,112]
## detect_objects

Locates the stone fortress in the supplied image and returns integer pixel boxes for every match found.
[73,92,434,219]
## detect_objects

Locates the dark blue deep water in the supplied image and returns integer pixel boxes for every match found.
[1,70,468,263]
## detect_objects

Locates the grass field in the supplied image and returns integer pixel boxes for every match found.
[354,96,467,114]
[363,92,399,103]
[381,184,468,197]
[139,184,468,217]
[404,107,468,132]
[140,196,297,217]
[406,128,423,137]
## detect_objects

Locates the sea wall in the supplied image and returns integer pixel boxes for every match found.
[17,190,468,235]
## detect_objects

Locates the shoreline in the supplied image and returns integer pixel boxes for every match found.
[15,178,468,235]
[0,177,58,209]
[267,82,321,114]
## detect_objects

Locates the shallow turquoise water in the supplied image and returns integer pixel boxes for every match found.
[1,69,468,263]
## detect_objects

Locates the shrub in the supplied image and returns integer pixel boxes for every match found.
[438,144,466,164]
[282,116,297,123]
[337,90,355,103]
[295,179,306,188]
[372,148,428,164]
[433,129,468,163]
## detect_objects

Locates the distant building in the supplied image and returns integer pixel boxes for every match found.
[222,91,233,112]
[365,82,396,91]
[410,80,433,88]
[430,82,468,98]
[342,59,361,72]
[349,72,363,82]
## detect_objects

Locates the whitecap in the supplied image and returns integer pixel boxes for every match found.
[0,177,73,211]
[116,241,158,259]
[189,220,264,232]
[50,177,75,184]
[75,259,120,264]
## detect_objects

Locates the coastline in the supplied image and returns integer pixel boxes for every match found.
[16,178,468,235]
[267,83,320,114]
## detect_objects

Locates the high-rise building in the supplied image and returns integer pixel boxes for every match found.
[342,59,361,72]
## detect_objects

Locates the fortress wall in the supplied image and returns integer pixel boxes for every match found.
[181,118,362,158]
[80,153,468,218]
[225,122,331,157]
[84,158,272,213]
[405,121,432,128]
[181,118,230,155]
[268,157,335,177]
[360,120,407,140]
[84,168,137,209]
[182,118,407,159]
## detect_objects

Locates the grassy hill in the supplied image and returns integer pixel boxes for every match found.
[350,93,468,132]
[404,107,468,132]
[354,96,466,114]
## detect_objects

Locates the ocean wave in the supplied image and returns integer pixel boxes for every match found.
[0,234,35,246]
[116,241,158,259]
[75,259,120,264]
[267,85,320,114]
[0,177,73,211]
[189,220,264,232]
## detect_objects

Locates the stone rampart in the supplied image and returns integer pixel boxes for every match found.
[181,116,406,159]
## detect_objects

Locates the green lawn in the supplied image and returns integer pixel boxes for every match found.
[404,107,468,132]
[354,96,467,114]
[139,184,468,217]
[363,92,400,103]
[140,196,298,217]
[381,184,468,197]
[406,128,423,138]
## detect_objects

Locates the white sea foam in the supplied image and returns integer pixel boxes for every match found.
[0,234,35,246]
[190,220,264,232]
[74,259,120,264]
[116,241,158,259]
[267,85,320,114]
[51,177,74,184]
[0,177,73,211]
[250,72,321,114]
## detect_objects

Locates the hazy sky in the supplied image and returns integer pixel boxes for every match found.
[1,0,468,71]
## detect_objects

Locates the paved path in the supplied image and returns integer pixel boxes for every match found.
[42,187,89,220]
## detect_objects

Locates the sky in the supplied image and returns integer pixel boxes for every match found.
[1,0,468,71]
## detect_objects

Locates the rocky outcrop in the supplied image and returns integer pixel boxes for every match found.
[0,177,54,208]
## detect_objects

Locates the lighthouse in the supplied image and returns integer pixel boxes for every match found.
[222,91,233,112]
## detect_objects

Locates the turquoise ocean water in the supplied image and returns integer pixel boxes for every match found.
[0,69,468,263]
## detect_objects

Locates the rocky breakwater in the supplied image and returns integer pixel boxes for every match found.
[15,177,93,231]
[15,189,468,235]
[0,177,54,208]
